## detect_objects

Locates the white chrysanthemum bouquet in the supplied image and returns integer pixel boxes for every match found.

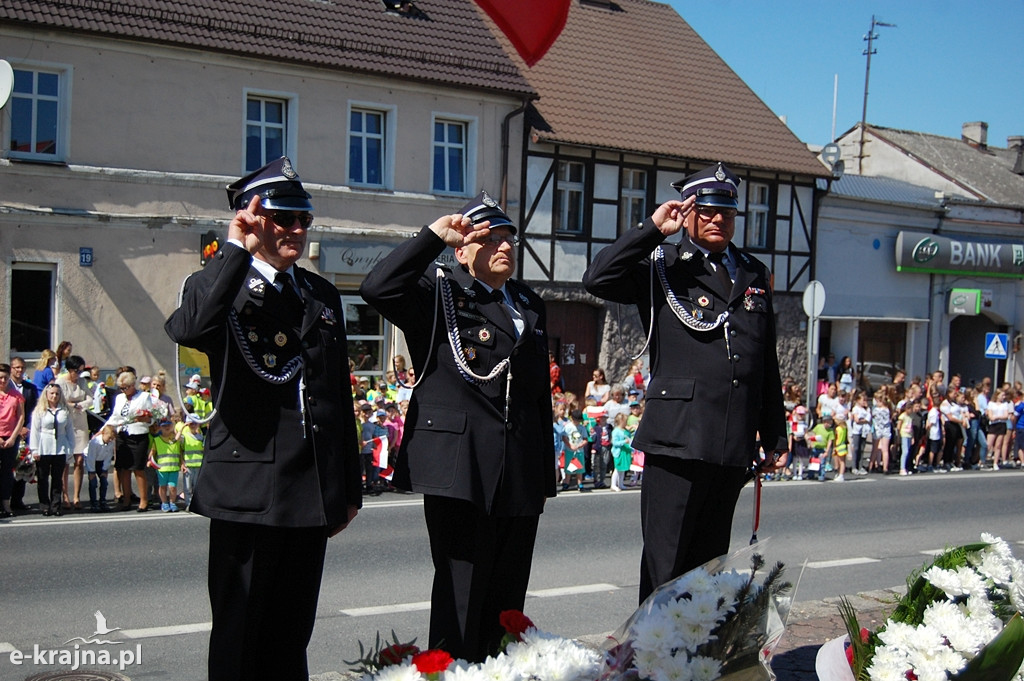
[827,533,1024,681]
[600,543,793,681]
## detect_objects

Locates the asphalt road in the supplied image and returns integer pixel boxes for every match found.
[1,469,1022,680]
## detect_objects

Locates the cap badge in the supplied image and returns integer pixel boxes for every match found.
[482,192,498,208]
[478,328,491,342]
[715,164,726,181]
[263,353,277,368]
[281,158,297,179]
[247,331,259,343]
[274,332,288,347]
[697,295,710,307]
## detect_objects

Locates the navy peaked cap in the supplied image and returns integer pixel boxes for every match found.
[459,191,516,234]
[227,156,313,211]
[671,162,741,208]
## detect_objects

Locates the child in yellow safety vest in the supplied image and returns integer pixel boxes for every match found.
[180,413,205,507]
[149,420,182,512]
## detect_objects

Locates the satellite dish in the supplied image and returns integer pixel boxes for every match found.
[0,60,13,110]
[821,142,841,166]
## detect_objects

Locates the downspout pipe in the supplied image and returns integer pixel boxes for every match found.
[500,98,530,208]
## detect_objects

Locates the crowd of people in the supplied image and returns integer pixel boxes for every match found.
[779,363,1024,483]
[0,340,212,517]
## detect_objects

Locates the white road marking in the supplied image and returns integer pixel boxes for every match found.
[120,622,212,639]
[1,512,202,528]
[341,601,432,617]
[806,557,880,569]
[527,584,619,598]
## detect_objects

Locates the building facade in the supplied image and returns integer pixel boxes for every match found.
[1,0,533,390]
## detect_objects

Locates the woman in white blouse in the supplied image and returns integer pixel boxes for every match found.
[105,371,155,512]
[57,355,93,510]
[30,383,75,516]
[985,390,1013,469]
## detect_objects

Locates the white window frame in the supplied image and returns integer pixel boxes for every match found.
[347,102,397,189]
[7,262,59,357]
[341,294,385,378]
[242,88,299,174]
[619,168,647,235]
[555,160,586,234]
[745,182,770,249]
[6,61,73,162]
[430,113,476,196]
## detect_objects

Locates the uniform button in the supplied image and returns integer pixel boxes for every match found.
[231,450,240,458]
[732,354,740,361]
[661,389,667,395]
[312,424,320,433]
[730,330,737,337]
[426,419,433,427]
[732,379,739,387]
[505,422,513,431]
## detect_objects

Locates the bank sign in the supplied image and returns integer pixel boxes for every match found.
[896,232,1024,278]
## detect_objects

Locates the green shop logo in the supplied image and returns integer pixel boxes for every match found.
[912,237,940,263]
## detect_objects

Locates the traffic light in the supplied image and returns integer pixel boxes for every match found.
[201,231,221,266]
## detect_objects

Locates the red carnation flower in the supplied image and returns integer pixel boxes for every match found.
[378,642,419,667]
[411,649,453,675]
[499,610,535,639]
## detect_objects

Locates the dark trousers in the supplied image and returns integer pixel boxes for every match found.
[36,456,67,513]
[0,443,17,502]
[423,495,539,663]
[639,456,748,604]
[207,520,328,681]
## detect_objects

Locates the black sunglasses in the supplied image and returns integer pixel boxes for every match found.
[270,211,314,229]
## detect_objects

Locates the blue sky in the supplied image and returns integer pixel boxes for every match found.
[672,0,1024,148]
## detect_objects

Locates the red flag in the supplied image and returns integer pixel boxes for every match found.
[474,0,571,67]
[370,436,389,470]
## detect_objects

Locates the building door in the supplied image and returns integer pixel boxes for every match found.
[545,301,599,397]
[949,314,1005,387]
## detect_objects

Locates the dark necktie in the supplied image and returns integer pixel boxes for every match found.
[275,271,304,327]
[708,251,733,294]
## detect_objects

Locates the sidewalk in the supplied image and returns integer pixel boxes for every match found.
[310,588,905,681]
[771,587,902,681]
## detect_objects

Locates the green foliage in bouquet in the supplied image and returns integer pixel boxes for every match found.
[343,629,420,676]
[890,543,991,626]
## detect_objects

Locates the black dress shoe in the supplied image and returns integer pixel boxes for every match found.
[0,511,13,519]
[136,506,148,513]
[43,510,53,517]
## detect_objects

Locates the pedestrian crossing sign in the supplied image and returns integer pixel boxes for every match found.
[984,332,1008,359]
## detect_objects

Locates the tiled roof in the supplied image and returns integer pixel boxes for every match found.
[821,174,953,210]
[868,125,1024,207]
[1,0,535,97]
[477,0,828,178]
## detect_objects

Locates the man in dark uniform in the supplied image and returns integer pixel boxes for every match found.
[360,191,555,662]
[165,157,362,681]
[583,162,787,604]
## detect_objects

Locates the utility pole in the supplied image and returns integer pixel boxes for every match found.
[857,15,896,172]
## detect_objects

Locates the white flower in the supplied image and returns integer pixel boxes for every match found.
[370,664,425,681]
[471,656,518,681]
[672,568,716,598]
[650,653,693,681]
[631,605,681,656]
[633,646,662,679]
[689,654,722,681]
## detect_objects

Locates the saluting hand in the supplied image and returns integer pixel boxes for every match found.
[428,213,491,249]
[228,194,266,255]
[650,196,695,237]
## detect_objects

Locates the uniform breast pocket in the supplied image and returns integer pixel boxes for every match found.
[643,377,696,449]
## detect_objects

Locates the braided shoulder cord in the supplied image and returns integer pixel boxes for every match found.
[655,246,730,332]
[437,269,511,386]
[227,308,303,384]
